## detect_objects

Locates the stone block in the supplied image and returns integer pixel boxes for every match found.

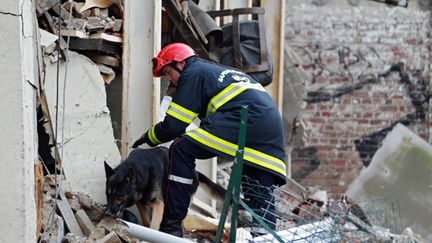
[75,209,96,236]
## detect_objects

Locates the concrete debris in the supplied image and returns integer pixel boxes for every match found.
[39,28,58,55]
[88,227,106,241]
[98,63,116,84]
[40,169,425,243]
[347,123,432,238]
[40,175,140,243]
[37,0,122,84]
[98,231,122,243]
[75,209,96,236]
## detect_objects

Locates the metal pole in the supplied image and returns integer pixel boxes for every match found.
[215,106,248,243]
[229,106,248,242]
[117,220,193,243]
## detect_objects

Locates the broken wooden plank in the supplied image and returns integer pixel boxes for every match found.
[89,32,122,43]
[35,161,44,240]
[57,199,84,237]
[60,29,88,38]
[56,192,84,237]
[88,54,121,68]
[68,37,121,54]
[183,214,223,233]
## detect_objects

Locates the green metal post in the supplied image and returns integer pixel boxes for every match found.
[229,105,248,242]
[215,106,248,243]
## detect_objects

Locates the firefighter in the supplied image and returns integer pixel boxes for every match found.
[132,42,287,237]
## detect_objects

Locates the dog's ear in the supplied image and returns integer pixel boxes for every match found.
[125,166,136,183]
[104,161,115,178]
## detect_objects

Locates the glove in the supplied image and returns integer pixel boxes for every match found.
[131,134,146,148]
[131,132,158,148]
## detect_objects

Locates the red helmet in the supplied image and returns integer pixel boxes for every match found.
[152,43,196,77]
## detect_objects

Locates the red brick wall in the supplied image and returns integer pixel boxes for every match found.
[286,2,432,193]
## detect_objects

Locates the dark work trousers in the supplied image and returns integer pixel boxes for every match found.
[159,137,215,237]
[159,136,277,237]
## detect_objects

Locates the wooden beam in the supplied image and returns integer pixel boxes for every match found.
[57,195,84,237]
[34,161,44,240]
[68,37,122,55]
[162,0,209,58]
[260,0,285,111]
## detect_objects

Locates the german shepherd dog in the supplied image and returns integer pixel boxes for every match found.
[104,147,225,230]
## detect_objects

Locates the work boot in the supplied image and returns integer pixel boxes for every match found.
[159,219,183,237]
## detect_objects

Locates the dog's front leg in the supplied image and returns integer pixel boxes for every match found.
[149,200,164,230]
[136,202,151,227]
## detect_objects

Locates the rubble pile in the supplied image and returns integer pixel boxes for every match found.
[38,172,424,243]
[39,173,231,242]
[40,175,140,243]
[37,0,123,84]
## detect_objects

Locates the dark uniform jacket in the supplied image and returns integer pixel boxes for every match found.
[145,57,287,185]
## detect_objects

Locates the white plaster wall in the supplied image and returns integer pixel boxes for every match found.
[44,52,121,203]
[0,0,38,242]
[122,0,161,156]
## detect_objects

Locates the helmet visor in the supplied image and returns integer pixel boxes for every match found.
[152,57,167,77]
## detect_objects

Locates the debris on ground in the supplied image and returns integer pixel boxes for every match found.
[39,171,425,242]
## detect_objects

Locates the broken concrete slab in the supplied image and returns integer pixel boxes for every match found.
[347,123,432,237]
[44,51,120,204]
[282,46,308,148]
[75,209,96,236]
[88,227,106,241]
[40,214,65,243]
[39,28,58,49]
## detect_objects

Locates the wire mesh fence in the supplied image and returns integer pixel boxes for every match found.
[236,175,406,243]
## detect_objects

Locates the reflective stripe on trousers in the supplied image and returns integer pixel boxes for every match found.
[185,128,287,178]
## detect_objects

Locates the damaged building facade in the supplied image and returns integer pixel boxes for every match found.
[0,0,286,241]
[286,0,432,192]
[1,0,432,242]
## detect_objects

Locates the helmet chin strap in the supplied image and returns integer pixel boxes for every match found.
[170,62,183,75]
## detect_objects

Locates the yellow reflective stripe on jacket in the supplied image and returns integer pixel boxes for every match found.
[166,102,198,124]
[148,126,161,145]
[185,128,287,177]
[206,82,266,116]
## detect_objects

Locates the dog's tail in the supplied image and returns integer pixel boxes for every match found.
[197,171,226,202]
